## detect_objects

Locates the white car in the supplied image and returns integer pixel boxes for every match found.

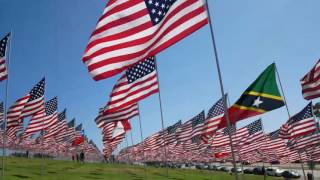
[266,167,284,177]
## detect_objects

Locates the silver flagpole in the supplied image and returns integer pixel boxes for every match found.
[274,63,307,180]
[205,1,239,179]
[125,134,130,164]
[2,30,13,179]
[137,104,147,180]
[154,57,169,179]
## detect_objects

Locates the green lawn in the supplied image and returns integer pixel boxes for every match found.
[0,157,282,180]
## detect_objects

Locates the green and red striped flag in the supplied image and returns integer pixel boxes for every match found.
[219,63,285,128]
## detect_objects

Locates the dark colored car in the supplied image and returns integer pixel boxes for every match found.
[243,168,253,174]
[282,170,301,179]
[253,167,265,175]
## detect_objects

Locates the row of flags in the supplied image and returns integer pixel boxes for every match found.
[82,0,320,163]
[0,33,102,160]
[96,60,320,162]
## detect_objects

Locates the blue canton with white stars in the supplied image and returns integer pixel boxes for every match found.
[75,123,82,131]
[68,119,75,128]
[144,0,177,25]
[246,119,262,135]
[0,34,10,58]
[58,109,66,121]
[191,111,205,128]
[207,97,225,118]
[288,102,313,124]
[167,120,181,134]
[223,126,236,136]
[45,97,57,115]
[125,57,156,84]
[269,129,279,140]
[29,78,45,102]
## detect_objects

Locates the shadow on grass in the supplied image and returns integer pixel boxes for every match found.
[47,171,57,174]
[82,176,102,179]
[90,172,103,176]
[12,174,30,178]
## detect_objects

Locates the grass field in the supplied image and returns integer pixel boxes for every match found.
[0,157,283,180]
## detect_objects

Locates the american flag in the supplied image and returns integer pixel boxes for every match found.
[300,59,320,100]
[44,109,67,139]
[202,96,225,136]
[20,78,45,118]
[211,119,263,150]
[102,121,127,156]
[279,103,317,139]
[0,33,9,81]
[6,95,30,128]
[211,125,236,148]
[56,118,75,143]
[176,111,205,143]
[82,0,208,81]
[165,120,181,145]
[288,131,320,150]
[97,103,138,125]
[24,97,57,135]
[104,57,158,113]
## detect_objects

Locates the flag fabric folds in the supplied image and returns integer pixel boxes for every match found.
[97,103,139,125]
[300,59,320,100]
[202,96,225,136]
[82,0,208,80]
[219,63,285,128]
[0,33,9,81]
[104,57,158,113]
[7,78,45,130]
[279,102,318,139]
[20,78,46,118]
[24,97,58,135]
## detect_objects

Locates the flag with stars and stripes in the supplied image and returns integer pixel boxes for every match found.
[300,59,320,100]
[176,111,205,142]
[165,120,181,145]
[104,57,158,114]
[279,102,317,139]
[96,103,139,125]
[202,96,225,137]
[44,109,67,139]
[24,97,58,135]
[0,33,9,81]
[21,78,45,118]
[82,0,208,81]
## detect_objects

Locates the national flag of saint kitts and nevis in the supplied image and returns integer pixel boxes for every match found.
[219,63,285,128]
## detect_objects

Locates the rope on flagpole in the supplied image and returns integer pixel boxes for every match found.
[2,30,13,179]
[205,1,239,180]
[154,57,169,179]
[137,104,147,180]
[275,63,307,180]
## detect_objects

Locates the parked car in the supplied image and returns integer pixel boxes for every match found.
[243,168,253,174]
[266,167,284,176]
[231,167,242,173]
[282,170,301,179]
[253,166,265,175]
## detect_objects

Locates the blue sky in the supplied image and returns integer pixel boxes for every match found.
[1,0,320,150]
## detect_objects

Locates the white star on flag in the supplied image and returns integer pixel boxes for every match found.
[253,96,263,108]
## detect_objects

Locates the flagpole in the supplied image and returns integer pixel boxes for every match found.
[125,134,130,164]
[2,30,13,179]
[154,57,169,179]
[137,104,147,180]
[274,63,307,180]
[205,1,239,180]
